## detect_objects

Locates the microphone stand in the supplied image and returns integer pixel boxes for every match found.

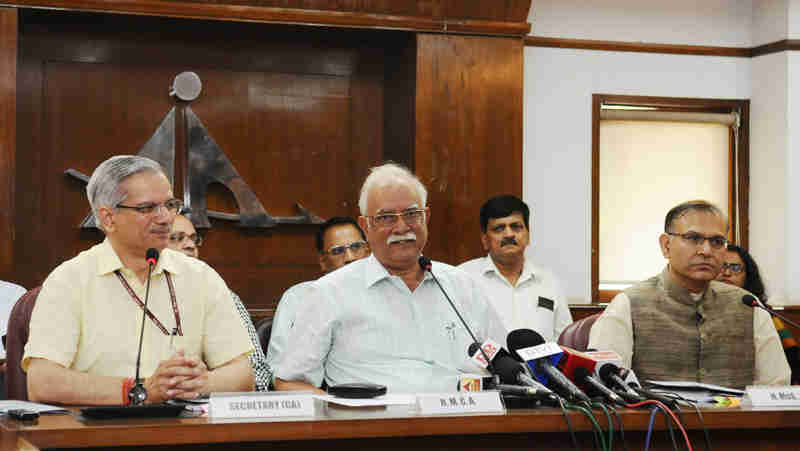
[418,256,501,388]
[129,254,156,406]
[754,302,800,329]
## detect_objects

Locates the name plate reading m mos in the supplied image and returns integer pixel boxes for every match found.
[209,391,315,419]
[417,391,504,415]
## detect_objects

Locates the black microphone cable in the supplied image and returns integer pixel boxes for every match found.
[557,397,581,451]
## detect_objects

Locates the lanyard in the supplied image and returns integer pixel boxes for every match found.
[115,270,183,336]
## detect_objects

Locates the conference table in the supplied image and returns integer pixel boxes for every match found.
[1,400,798,450]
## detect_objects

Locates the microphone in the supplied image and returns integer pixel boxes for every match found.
[507,329,590,403]
[468,340,513,372]
[574,367,626,405]
[742,294,800,329]
[129,247,159,406]
[419,256,498,380]
[599,363,677,407]
[597,363,645,403]
[493,356,559,403]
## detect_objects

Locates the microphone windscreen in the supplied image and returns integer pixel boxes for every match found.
[145,248,159,264]
[468,342,480,357]
[507,329,546,361]
[417,255,432,271]
[597,363,618,382]
[573,366,591,384]
[742,294,757,308]
[492,355,523,384]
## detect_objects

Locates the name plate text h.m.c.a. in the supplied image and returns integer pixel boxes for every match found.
[743,386,800,408]
[417,391,505,415]
[209,391,315,419]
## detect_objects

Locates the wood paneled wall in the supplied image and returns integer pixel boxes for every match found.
[0,8,16,282]
[5,7,526,313]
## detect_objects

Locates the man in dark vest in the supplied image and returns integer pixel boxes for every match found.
[588,200,789,388]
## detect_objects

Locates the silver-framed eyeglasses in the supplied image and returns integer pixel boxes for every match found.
[169,232,203,247]
[721,263,744,273]
[367,209,426,228]
[665,232,728,250]
[116,198,184,216]
[325,241,368,256]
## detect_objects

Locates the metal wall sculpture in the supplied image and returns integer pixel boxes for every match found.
[66,72,323,229]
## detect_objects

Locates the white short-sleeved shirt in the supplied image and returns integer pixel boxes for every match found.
[459,255,573,342]
[267,281,313,370]
[23,240,253,378]
[275,254,508,392]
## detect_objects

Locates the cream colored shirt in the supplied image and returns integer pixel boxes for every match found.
[588,292,791,386]
[23,240,253,378]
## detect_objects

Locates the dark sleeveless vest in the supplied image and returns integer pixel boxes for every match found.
[625,267,754,389]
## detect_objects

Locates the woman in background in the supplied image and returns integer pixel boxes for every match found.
[718,244,799,384]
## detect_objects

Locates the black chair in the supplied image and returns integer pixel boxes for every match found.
[255,318,272,357]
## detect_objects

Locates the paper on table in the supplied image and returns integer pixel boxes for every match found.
[0,400,69,414]
[646,380,745,395]
[314,393,416,407]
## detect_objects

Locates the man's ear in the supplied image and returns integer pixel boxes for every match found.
[424,207,431,225]
[97,207,115,232]
[480,233,490,252]
[358,216,369,234]
[659,233,671,259]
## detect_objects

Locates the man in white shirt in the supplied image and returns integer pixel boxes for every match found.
[588,200,789,388]
[274,163,506,393]
[267,217,370,374]
[460,195,572,342]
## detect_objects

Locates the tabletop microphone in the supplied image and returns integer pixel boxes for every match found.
[129,247,159,406]
[507,329,590,403]
[493,356,559,403]
[419,255,498,382]
[574,367,626,405]
[742,294,800,329]
[597,363,645,403]
[599,362,677,408]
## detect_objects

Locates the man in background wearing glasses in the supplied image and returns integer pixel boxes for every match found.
[274,163,505,393]
[24,155,254,405]
[167,212,273,392]
[589,200,789,388]
[266,217,370,377]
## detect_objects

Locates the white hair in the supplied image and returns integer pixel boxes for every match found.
[86,155,167,230]
[358,162,428,215]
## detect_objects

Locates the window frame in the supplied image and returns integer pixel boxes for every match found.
[591,94,750,303]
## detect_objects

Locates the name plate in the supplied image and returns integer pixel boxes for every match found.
[743,386,800,408]
[516,342,562,362]
[417,391,504,415]
[209,391,315,419]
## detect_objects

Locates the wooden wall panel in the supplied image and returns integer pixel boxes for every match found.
[0,8,17,282]
[15,10,393,307]
[415,34,524,266]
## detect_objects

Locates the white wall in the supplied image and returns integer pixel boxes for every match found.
[529,0,753,47]
[750,52,788,304]
[753,0,789,46]
[524,48,751,303]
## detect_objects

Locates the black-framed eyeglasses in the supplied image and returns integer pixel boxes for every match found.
[169,231,203,247]
[665,232,728,250]
[324,241,368,257]
[721,263,744,273]
[116,198,184,216]
[367,209,426,228]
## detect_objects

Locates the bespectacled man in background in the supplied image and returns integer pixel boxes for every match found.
[167,212,273,391]
[267,217,370,376]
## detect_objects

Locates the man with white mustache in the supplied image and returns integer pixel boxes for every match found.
[459,195,572,342]
[274,163,506,393]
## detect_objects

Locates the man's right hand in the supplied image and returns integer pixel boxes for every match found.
[144,350,205,404]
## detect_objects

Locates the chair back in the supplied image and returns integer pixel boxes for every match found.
[5,286,42,400]
[255,318,273,357]
[557,313,601,352]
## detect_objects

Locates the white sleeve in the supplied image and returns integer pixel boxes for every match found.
[588,293,633,368]
[753,308,791,385]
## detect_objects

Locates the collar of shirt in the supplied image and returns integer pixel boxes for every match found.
[481,254,535,286]
[363,253,432,289]
[95,238,181,277]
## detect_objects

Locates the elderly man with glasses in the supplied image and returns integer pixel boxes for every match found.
[24,155,254,405]
[266,217,370,375]
[589,200,789,388]
[273,163,506,393]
